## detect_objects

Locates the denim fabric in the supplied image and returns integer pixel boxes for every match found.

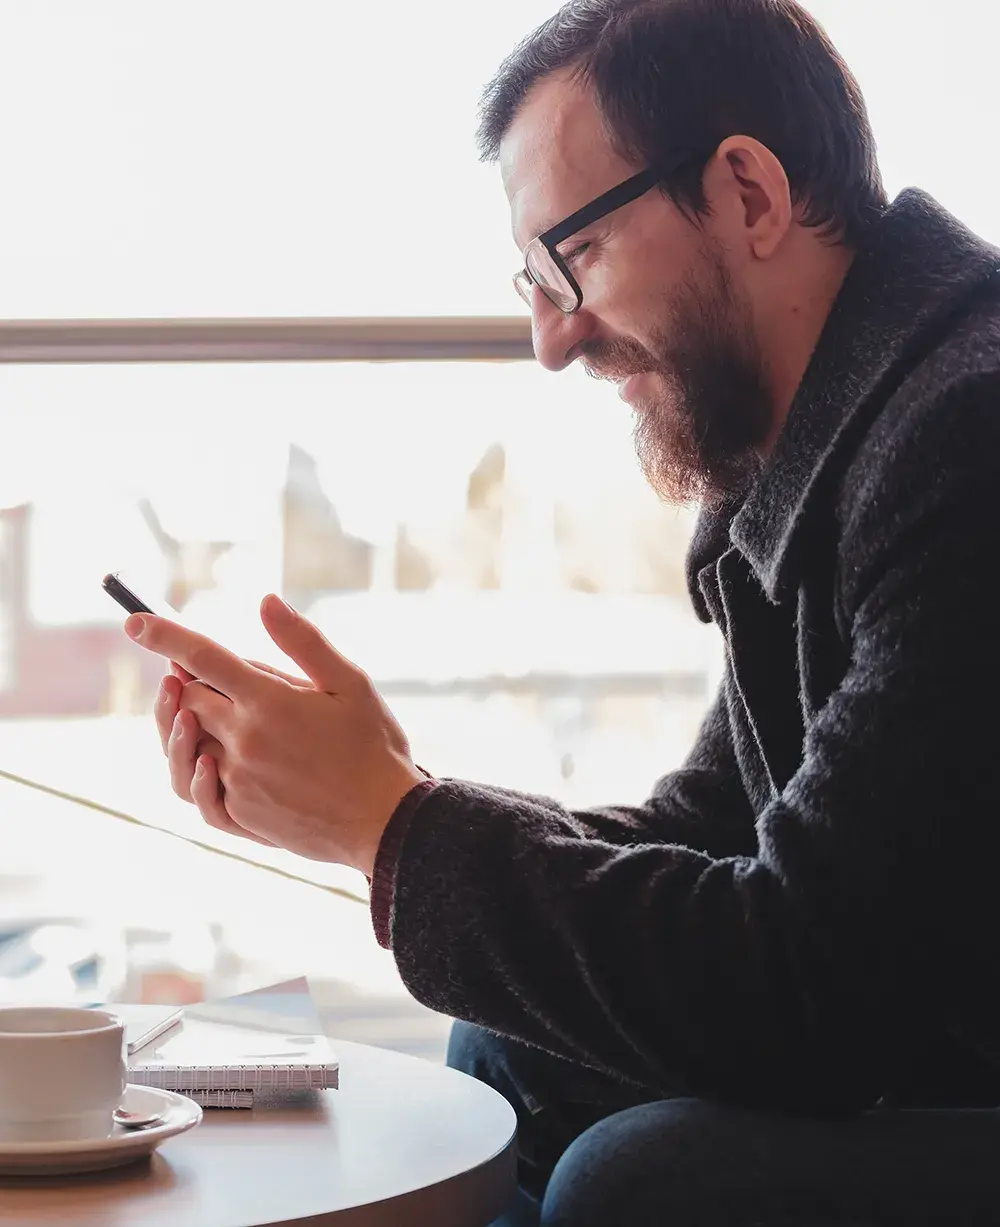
[449,1022,1000,1227]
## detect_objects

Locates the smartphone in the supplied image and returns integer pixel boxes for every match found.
[102,573,225,694]
[102,573,157,616]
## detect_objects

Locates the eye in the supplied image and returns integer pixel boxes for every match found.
[559,241,591,266]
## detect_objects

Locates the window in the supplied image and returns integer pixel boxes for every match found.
[0,0,556,318]
[2,356,710,818]
[1,1,995,1053]
[0,353,711,1049]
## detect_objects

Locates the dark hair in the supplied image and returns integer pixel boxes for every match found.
[477,0,888,246]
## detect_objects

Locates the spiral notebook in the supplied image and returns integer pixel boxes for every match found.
[109,977,339,1099]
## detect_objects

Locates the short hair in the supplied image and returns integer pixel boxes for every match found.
[477,0,888,246]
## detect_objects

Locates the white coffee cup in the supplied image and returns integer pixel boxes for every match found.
[0,1006,127,1143]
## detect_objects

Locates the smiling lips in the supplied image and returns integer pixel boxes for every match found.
[618,372,651,402]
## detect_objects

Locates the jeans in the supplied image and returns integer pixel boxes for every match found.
[447,1021,1000,1227]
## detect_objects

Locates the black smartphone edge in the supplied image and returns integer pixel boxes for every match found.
[101,573,157,616]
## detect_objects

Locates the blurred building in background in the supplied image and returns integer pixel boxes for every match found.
[1,436,710,769]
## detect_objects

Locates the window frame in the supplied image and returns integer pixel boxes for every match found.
[0,318,533,364]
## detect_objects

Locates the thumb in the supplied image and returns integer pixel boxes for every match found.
[259,594,357,692]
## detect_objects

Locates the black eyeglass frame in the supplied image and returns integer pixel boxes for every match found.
[514,161,685,313]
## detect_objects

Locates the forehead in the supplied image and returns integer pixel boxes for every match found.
[500,70,637,248]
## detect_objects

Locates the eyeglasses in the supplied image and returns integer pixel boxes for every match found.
[512,165,668,314]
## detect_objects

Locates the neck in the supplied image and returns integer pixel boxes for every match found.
[760,241,856,452]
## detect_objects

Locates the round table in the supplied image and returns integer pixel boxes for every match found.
[0,1039,518,1226]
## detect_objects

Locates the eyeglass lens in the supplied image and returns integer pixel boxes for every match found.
[525,242,578,311]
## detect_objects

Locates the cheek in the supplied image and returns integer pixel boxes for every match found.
[587,286,658,354]
[607,304,671,366]
[596,255,678,346]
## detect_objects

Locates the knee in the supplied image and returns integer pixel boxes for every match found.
[447,1022,538,1109]
[541,1098,730,1227]
[446,1020,507,1081]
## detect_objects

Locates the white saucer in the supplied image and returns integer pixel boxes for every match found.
[0,1085,202,1176]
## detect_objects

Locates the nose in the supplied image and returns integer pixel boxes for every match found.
[530,287,597,372]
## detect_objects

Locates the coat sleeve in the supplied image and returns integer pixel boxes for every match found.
[468,682,759,857]
[369,677,757,947]
[385,387,1000,1114]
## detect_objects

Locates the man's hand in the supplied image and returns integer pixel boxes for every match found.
[131,594,425,876]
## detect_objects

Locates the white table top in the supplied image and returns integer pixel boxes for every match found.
[0,1039,518,1226]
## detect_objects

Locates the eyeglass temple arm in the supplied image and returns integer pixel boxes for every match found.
[541,166,666,247]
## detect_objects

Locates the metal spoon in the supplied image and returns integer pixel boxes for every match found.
[113,1106,165,1130]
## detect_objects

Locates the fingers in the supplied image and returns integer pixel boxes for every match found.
[167,708,201,802]
[259,594,360,693]
[157,655,276,849]
[179,654,305,688]
[246,659,312,688]
[168,719,274,848]
[155,674,183,755]
[125,614,264,703]
[178,678,235,740]
[189,754,277,847]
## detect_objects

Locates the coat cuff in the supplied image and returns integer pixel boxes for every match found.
[370,775,439,948]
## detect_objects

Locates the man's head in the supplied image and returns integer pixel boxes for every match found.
[479,0,887,504]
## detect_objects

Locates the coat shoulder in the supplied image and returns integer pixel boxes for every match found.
[842,287,1000,513]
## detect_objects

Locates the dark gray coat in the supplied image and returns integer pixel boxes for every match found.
[383,190,1000,1113]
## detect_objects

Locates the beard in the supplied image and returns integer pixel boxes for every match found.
[581,248,772,505]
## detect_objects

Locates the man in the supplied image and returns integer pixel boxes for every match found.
[127,0,1000,1221]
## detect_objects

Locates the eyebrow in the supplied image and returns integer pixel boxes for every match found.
[514,218,553,251]
[532,216,562,240]
[516,212,597,253]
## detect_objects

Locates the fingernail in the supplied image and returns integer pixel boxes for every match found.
[170,712,184,740]
[193,758,206,782]
[264,593,294,621]
[124,615,146,641]
[157,680,172,706]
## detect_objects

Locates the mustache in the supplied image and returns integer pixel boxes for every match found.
[579,339,656,383]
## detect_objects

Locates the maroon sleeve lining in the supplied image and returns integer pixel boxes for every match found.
[370,776,439,949]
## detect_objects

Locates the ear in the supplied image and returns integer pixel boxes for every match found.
[702,136,792,261]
